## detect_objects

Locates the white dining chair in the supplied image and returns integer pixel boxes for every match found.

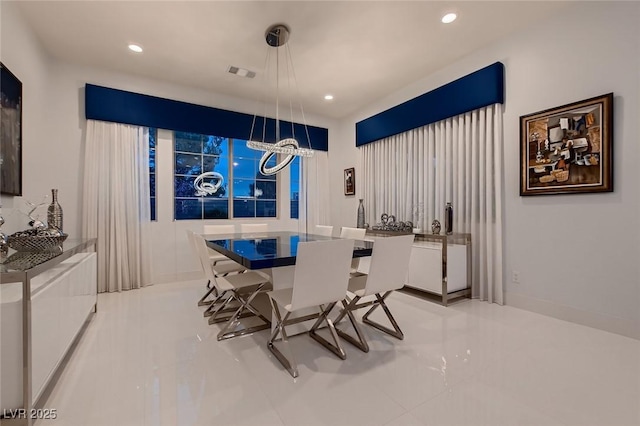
[239,223,269,233]
[339,226,366,240]
[333,234,415,352]
[267,238,354,378]
[314,225,334,237]
[202,224,236,263]
[193,233,272,339]
[339,227,366,272]
[186,229,246,307]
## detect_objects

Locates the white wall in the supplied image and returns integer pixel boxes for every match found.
[1,2,338,283]
[333,2,640,338]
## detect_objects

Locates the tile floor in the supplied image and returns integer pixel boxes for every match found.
[40,280,639,426]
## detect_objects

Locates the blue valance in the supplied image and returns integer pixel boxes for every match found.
[84,84,328,151]
[355,62,504,146]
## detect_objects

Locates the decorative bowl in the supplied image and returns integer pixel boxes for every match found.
[7,234,68,252]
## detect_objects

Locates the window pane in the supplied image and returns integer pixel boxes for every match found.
[175,153,202,175]
[203,155,229,178]
[149,128,157,149]
[203,136,229,156]
[259,155,277,180]
[233,179,255,198]
[290,156,300,180]
[233,199,255,218]
[290,156,300,219]
[175,175,198,198]
[233,139,262,159]
[255,180,276,199]
[233,158,256,179]
[175,199,202,220]
[203,199,229,219]
[149,149,156,173]
[151,197,156,221]
[256,200,276,218]
[175,132,202,153]
[199,175,227,198]
[150,174,156,197]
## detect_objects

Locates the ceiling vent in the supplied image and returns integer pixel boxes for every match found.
[227,66,256,79]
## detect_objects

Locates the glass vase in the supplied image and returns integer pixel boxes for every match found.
[47,189,64,232]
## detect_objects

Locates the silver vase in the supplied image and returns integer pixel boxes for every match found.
[357,199,365,228]
[47,189,64,232]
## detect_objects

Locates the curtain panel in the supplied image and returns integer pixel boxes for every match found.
[82,120,152,293]
[361,104,504,303]
[298,151,330,233]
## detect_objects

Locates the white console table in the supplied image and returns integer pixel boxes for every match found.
[0,239,97,425]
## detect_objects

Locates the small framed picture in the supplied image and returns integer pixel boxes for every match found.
[519,93,613,196]
[344,167,355,196]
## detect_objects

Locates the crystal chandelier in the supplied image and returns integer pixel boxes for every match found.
[247,24,315,176]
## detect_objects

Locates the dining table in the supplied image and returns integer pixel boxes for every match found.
[203,231,374,335]
[203,231,373,270]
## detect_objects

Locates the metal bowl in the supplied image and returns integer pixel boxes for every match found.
[7,234,68,252]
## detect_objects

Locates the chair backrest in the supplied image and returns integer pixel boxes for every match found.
[192,232,217,282]
[364,234,415,296]
[290,239,354,311]
[340,226,366,240]
[203,224,235,235]
[314,225,334,237]
[239,223,268,233]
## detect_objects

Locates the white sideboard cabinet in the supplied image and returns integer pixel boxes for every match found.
[1,239,97,423]
[406,233,471,305]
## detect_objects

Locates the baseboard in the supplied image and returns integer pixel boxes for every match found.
[506,292,640,340]
[152,270,203,285]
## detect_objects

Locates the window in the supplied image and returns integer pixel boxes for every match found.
[173,131,277,220]
[290,156,300,219]
[149,128,157,221]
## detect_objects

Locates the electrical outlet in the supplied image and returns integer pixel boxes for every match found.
[512,270,520,284]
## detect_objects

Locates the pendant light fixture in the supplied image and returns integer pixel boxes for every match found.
[246,24,315,176]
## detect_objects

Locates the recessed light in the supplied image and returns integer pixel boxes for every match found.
[441,13,457,24]
[324,94,334,101]
[128,44,143,53]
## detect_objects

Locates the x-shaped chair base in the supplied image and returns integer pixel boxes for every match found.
[197,280,218,307]
[334,291,403,353]
[217,283,271,341]
[268,301,346,378]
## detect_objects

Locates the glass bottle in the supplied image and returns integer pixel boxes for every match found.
[444,202,453,235]
[47,189,64,231]
[357,199,365,228]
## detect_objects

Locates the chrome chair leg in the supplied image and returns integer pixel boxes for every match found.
[333,296,370,352]
[197,280,218,306]
[217,283,271,341]
[362,291,404,340]
[309,302,347,360]
[267,302,299,378]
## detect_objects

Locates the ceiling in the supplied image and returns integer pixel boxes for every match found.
[14,1,569,119]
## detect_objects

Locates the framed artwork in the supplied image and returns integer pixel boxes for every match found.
[520,93,613,196]
[1,62,23,196]
[344,167,355,196]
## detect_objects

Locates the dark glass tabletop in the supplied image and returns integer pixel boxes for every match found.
[204,231,373,269]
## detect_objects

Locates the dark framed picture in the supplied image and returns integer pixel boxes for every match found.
[520,93,613,196]
[344,167,355,196]
[1,62,23,196]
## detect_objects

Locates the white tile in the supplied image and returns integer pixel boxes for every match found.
[37,280,640,426]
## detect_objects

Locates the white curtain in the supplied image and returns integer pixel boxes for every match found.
[361,104,504,304]
[298,151,330,233]
[82,120,152,293]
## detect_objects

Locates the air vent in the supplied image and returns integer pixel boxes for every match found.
[227,66,256,79]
